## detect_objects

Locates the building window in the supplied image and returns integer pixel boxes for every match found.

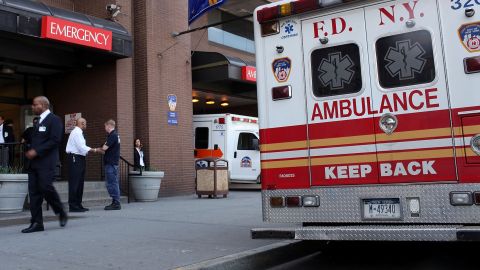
[376,30,435,89]
[311,43,362,97]
[207,11,255,54]
[195,127,209,149]
[237,132,257,150]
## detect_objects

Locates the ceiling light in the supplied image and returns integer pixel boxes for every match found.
[220,102,229,107]
[0,66,15,74]
[192,97,199,103]
[206,100,215,105]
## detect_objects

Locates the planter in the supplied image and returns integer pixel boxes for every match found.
[0,174,28,214]
[130,171,164,202]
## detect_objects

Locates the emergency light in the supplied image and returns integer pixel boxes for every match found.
[257,0,358,25]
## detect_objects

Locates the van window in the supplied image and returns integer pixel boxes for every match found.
[376,30,435,89]
[237,133,257,150]
[311,43,362,97]
[195,127,209,149]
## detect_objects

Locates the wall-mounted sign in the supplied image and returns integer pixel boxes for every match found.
[167,94,178,126]
[41,16,112,51]
[241,66,256,82]
[65,113,81,134]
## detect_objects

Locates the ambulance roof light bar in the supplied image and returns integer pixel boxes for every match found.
[257,0,359,24]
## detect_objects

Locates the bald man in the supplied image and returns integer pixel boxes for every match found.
[66,118,97,212]
[23,96,67,233]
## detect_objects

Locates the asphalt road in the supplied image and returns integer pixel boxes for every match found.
[269,241,479,270]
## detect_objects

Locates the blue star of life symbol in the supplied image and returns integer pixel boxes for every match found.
[284,24,294,34]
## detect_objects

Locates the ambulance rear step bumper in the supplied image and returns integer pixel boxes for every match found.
[252,225,480,241]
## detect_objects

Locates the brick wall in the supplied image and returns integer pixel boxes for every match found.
[46,64,118,181]
[39,0,194,196]
[134,0,195,196]
[114,0,134,164]
[42,0,134,180]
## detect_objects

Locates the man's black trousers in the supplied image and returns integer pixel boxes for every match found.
[28,168,64,224]
[68,154,86,209]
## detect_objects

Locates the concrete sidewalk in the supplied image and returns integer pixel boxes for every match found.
[0,191,280,270]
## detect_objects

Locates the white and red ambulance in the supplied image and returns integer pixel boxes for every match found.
[252,0,480,241]
[193,114,261,183]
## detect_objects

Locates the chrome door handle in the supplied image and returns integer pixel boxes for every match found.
[379,113,398,135]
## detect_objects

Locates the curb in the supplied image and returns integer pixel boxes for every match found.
[173,240,319,270]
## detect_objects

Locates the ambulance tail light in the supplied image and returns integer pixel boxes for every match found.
[474,192,480,205]
[270,197,285,207]
[272,85,292,100]
[286,196,302,207]
[218,118,225,124]
[464,56,480,74]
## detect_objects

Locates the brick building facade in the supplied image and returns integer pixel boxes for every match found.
[0,0,257,196]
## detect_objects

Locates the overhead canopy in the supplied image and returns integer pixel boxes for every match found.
[192,51,256,96]
[0,0,132,75]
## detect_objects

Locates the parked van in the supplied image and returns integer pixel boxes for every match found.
[193,114,261,183]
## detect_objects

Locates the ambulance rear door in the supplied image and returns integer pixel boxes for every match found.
[365,0,456,184]
[302,7,379,186]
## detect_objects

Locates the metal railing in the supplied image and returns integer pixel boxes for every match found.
[100,156,141,203]
[0,142,26,172]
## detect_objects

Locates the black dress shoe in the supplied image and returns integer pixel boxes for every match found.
[69,207,86,213]
[79,206,89,211]
[59,212,68,227]
[21,223,44,233]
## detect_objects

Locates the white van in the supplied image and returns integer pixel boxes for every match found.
[193,114,261,183]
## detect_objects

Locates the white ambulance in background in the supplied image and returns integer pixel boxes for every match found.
[193,114,261,183]
[252,0,480,241]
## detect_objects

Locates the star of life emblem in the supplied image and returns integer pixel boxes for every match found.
[384,40,426,80]
[318,52,355,90]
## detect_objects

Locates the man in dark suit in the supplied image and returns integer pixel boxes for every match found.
[0,115,15,167]
[22,96,67,233]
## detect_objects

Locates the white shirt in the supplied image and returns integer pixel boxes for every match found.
[0,124,4,144]
[136,148,145,167]
[39,109,51,124]
[66,126,91,156]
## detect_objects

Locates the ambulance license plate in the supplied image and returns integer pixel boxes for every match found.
[362,199,401,220]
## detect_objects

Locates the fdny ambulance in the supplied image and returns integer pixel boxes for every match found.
[193,114,261,183]
[252,0,480,241]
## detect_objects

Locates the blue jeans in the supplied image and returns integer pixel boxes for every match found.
[105,164,120,203]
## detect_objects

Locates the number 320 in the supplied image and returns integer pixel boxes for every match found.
[451,0,480,10]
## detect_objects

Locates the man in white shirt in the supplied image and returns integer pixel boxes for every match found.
[0,115,15,167]
[66,118,97,212]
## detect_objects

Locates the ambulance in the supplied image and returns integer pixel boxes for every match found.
[193,114,261,183]
[252,0,480,241]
